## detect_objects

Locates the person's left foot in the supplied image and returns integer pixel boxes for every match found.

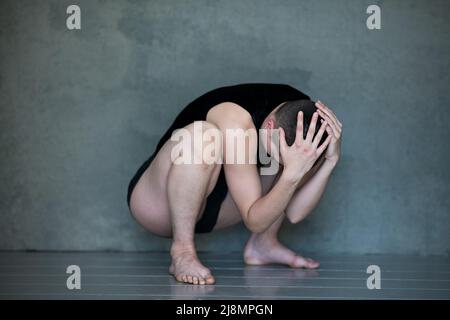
[243,235,320,269]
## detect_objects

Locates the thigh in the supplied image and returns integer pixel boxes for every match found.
[129,140,175,237]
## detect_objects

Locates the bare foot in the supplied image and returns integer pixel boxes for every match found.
[243,235,320,269]
[169,245,215,285]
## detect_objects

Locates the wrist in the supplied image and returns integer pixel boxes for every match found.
[280,167,306,187]
[324,157,339,169]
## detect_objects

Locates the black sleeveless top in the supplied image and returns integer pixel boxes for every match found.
[154,83,310,156]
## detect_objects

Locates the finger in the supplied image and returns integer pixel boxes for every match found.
[317,100,335,118]
[315,106,332,124]
[328,121,341,140]
[317,107,341,132]
[294,111,304,144]
[319,110,339,136]
[319,101,342,128]
[316,101,342,128]
[317,135,332,155]
[312,119,327,148]
[279,127,288,151]
[325,123,340,141]
[305,112,318,142]
[318,110,340,138]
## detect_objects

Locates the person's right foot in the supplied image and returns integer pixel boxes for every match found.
[169,245,215,285]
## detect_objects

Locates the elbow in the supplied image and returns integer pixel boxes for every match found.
[287,213,300,224]
[245,222,267,234]
[286,208,311,225]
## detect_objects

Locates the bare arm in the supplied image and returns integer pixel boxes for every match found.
[225,158,303,233]
[208,103,293,232]
[286,100,343,223]
[286,160,336,223]
[208,103,331,233]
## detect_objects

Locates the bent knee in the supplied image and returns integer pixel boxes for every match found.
[171,121,223,166]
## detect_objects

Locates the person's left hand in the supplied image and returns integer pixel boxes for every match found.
[315,100,342,166]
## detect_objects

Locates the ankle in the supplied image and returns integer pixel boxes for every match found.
[251,233,278,247]
[170,241,197,257]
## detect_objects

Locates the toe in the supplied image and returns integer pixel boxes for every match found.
[306,258,320,269]
[292,256,319,269]
[187,275,193,283]
[199,278,206,285]
[205,275,215,285]
[182,275,188,283]
[175,274,184,282]
[290,256,304,268]
[300,257,320,269]
[193,277,199,285]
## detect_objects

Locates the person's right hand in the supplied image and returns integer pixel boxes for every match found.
[279,111,332,183]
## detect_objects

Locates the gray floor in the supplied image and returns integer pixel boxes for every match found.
[0,252,449,300]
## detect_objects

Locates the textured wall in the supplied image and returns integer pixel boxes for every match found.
[0,0,449,255]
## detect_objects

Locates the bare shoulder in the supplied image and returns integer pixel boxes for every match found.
[206,102,254,129]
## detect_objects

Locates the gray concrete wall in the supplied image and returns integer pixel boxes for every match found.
[1,0,449,254]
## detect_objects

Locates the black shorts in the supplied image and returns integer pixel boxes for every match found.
[126,153,228,233]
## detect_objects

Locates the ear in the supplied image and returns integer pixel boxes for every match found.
[265,118,276,130]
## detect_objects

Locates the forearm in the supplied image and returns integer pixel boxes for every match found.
[245,171,302,233]
[286,160,337,223]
